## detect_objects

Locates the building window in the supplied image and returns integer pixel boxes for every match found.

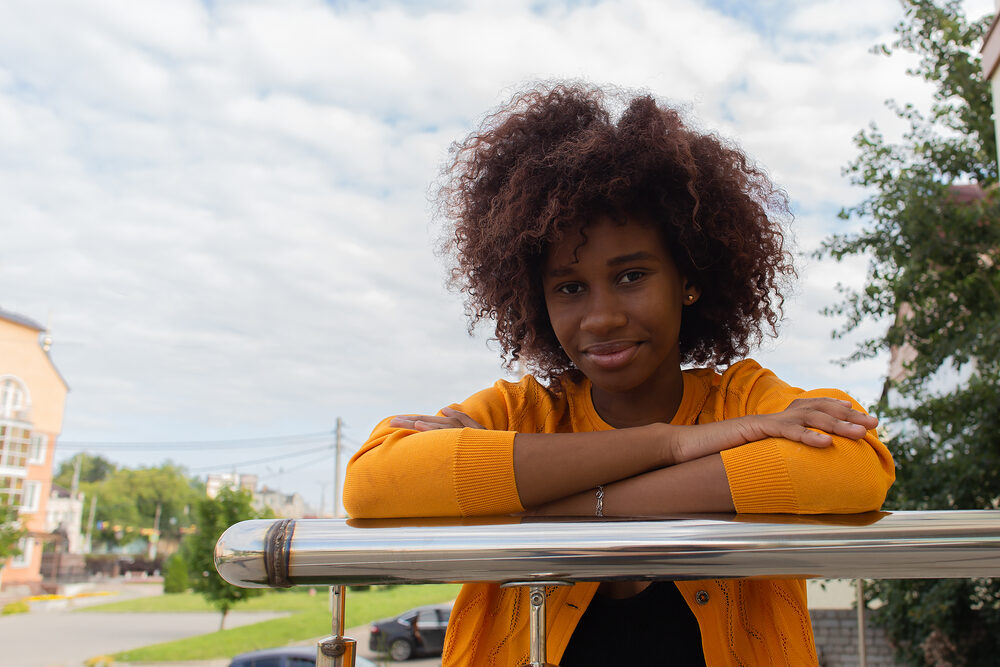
[0,424,30,470]
[10,536,32,568]
[20,480,40,512]
[0,476,25,507]
[0,377,29,420]
[27,434,47,465]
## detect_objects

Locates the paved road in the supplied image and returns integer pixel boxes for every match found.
[3,609,290,667]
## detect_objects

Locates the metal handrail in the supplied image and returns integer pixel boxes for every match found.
[215,510,1000,667]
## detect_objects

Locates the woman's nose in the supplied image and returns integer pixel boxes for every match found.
[580,290,628,334]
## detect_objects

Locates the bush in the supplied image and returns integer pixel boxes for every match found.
[163,552,190,594]
[2,600,29,615]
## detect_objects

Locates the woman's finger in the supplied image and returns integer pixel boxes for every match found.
[413,420,458,431]
[389,414,463,429]
[788,398,878,429]
[761,419,831,448]
[762,405,876,448]
[441,407,486,429]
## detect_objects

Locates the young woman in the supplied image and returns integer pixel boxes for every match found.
[343,84,895,666]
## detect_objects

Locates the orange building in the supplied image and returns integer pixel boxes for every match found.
[0,307,68,592]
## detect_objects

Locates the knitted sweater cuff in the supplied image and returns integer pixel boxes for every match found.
[720,439,797,513]
[454,428,522,516]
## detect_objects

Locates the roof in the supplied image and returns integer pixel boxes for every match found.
[948,183,987,204]
[375,601,454,623]
[0,306,70,391]
[0,306,44,331]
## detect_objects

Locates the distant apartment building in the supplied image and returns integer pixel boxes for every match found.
[0,307,68,592]
[205,472,258,499]
[253,486,308,519]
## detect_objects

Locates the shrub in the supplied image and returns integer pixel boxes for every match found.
[163,552,190,594]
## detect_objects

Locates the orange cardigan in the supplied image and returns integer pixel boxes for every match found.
[344,360,895,666]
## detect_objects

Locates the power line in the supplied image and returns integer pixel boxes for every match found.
[260,452,337,479]
[57,431,334,451]
[188,443,333,473]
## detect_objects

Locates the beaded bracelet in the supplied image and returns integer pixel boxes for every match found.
[595,484,604,517]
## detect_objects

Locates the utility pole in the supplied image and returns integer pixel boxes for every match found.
[149,502,162,560]
[70,452,82,497]
[84,494,97,553]
[334,418,343,518]
[317,481,329,517]
[857,579,868,667]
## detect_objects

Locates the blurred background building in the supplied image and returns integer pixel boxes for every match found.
[0,307,67,592]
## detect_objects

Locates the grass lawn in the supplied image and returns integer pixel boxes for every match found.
[79,587,328,613]
[104,584,461,663]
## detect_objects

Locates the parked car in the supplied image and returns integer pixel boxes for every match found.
[369,602,453,661]
[228,645,377,667]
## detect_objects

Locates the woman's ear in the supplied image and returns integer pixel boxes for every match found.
[682,280,701,306]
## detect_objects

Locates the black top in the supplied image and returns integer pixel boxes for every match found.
[560,582,706,666]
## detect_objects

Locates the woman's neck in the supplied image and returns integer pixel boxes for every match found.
[589,365,685,428]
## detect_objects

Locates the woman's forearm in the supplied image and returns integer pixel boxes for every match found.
[513,424,674,508]
[528,454,734,516]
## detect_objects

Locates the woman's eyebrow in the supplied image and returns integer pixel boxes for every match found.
[607,251,658,266]
[547,251,659,277]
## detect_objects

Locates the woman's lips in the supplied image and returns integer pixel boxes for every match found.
[582,341,641,370]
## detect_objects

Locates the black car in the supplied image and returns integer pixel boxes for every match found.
[369,602,453,661]
[228,645,377,667]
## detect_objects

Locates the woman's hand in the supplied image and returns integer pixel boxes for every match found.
[671,397,878,463]
[388,407,485,432]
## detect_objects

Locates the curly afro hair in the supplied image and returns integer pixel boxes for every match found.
[439,83,794,385]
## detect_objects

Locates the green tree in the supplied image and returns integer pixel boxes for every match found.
[53,453,116,488]
[0,504,25,562]
[162,551,190,594]
[819,1,1000,664]
[185,487,265,630]
[76,461,203,549]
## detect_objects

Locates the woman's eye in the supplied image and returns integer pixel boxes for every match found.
[620,270,645,284]
[557,283,583,295]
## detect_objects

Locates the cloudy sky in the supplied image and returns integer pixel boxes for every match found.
[2,0,994,515]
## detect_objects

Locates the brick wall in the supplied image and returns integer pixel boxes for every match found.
[812,609,905,667]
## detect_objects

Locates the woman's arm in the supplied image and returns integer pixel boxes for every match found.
[391,397,876,511]
[529,454,734,516]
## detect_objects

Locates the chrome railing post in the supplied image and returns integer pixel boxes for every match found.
[316,584,356,667]
[527,585,551,667]
[503,581,569,667]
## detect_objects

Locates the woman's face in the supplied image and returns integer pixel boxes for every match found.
[542,216,699,401]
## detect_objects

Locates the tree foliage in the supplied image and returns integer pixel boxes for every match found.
[819,1,1000,664]
[53,453,116,487]
[0,504,25,563]
[163,551,190,594]
[184,487,266,629]
[61,458,204,548]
